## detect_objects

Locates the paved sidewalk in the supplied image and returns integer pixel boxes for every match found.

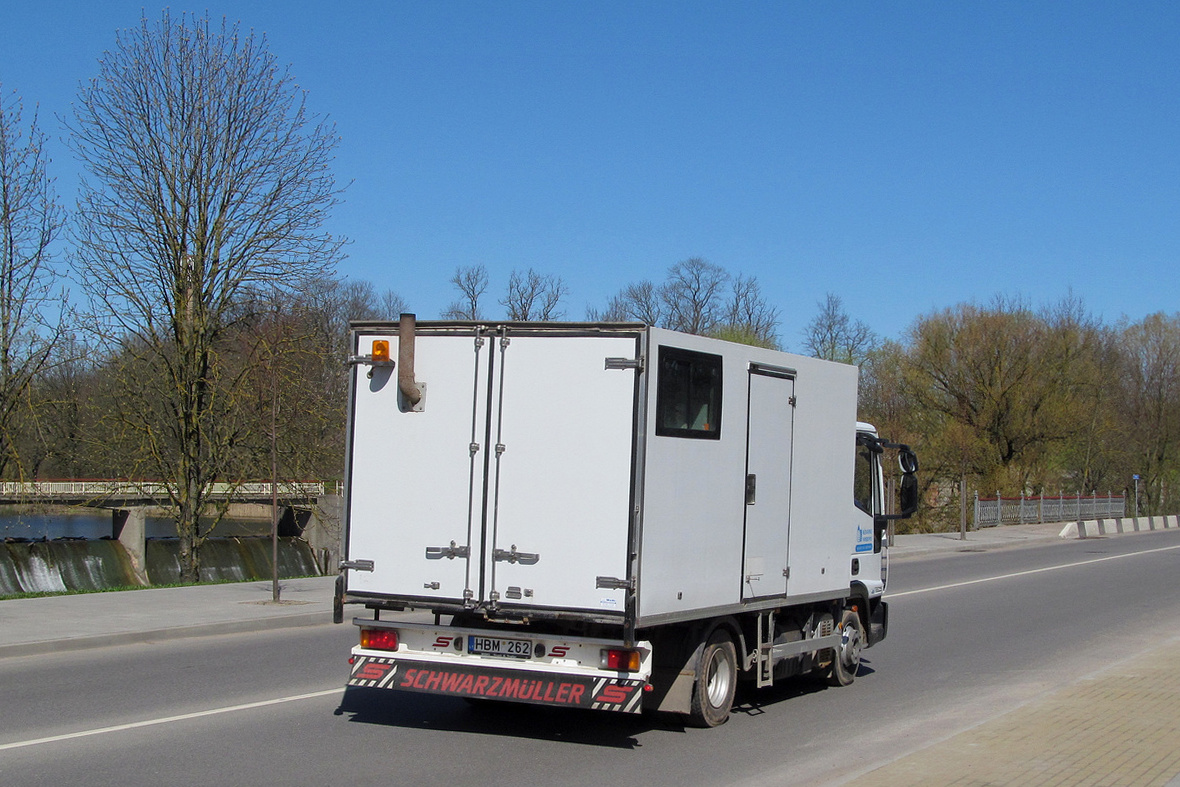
[0,575,336,658]
[842,635,1180,787]
[850,517,1180,787]
[887,520,1068,560]
[889,515,1180,561]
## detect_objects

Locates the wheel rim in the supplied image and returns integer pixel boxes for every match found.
[705,648,734,708]
[840,620,863,667]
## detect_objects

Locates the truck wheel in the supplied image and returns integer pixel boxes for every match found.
[827,608,864,687]
[688,631,738,727]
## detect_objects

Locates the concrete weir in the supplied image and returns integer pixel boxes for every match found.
[0,536,321,595]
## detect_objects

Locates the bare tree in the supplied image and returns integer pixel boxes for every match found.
[588,280,662,324]
[379,289,408,320]
[712,274,780,348]
[68,12,345,582]
[802,293,878,365]
[660,257,729,335]
[443,265,489,320]
[592,261,775,346]
[0,85,67,479]
[502,268,567,321]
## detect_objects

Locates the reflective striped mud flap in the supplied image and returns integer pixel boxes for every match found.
[348,656,647,713]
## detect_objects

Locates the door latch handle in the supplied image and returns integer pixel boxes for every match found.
[493,545,540,565]
[425,541,469,560]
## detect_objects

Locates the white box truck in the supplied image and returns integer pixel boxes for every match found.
[336,317,918,726]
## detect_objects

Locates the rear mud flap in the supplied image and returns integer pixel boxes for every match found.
[868,600,888,646]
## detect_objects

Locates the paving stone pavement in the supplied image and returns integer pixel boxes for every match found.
[842,635,1180,787]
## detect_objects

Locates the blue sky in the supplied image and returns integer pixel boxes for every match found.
[3,1,1178,349]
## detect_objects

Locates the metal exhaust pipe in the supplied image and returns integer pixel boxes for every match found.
[398,313,423,406]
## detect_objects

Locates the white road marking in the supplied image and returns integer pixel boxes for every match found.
[890,543,1180,598]
[0,688,342,751]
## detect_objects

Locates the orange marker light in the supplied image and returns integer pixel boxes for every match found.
[602,649,641,672]
[372,340,391,362]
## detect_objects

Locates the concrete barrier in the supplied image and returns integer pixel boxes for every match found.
[1059,515,1180,539]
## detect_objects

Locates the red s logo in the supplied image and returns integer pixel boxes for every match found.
[356,662,392,681]
[598,684,633,704]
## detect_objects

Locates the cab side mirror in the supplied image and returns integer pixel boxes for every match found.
[897,448,919,517]
[899,473,919,517]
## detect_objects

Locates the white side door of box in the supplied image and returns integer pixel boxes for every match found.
[743,368,795,600]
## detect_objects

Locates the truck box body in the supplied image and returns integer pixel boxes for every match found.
[341,320,900,722]
[344,322,859,622]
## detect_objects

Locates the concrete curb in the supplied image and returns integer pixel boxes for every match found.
[0,609,332,660]
[1059,514,1180,539]
[0,613,332,660]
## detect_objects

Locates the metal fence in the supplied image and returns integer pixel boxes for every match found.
[973,492,1126,528]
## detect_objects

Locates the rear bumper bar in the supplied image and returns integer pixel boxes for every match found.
[348,654,647,712]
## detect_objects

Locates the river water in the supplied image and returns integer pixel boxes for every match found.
[0,510,272,541]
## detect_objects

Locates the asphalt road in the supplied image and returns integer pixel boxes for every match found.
[3,529,1179,787]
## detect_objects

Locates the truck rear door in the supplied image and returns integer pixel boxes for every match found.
[345,324,641,615]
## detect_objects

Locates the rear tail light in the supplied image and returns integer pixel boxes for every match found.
[360,628,399,651]
[602,648,640,672]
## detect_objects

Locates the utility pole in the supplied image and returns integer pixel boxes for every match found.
[960,477,968,540]
[1133,474,1140,520]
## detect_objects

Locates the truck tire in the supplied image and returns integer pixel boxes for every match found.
[688,630,738,727]
[827,608,864,687]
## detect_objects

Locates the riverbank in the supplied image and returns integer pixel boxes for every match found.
[0,502,278,541]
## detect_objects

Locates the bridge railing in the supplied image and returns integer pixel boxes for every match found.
[0,480,330,501]
[974,492,1126,528]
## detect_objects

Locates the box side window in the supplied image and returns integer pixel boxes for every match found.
[655,346,722,439]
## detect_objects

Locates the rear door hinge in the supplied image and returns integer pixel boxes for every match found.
[596,575,635,591]
[605,357,644,372]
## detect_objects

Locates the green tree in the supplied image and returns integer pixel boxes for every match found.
[1115,313,1180,514]
[902,297,1103,499]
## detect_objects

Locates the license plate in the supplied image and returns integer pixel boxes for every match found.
[468,635,532,659]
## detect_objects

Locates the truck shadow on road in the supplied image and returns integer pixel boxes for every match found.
[335,661,878,745]
[731,660,878,719]
[335,686,668,748]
